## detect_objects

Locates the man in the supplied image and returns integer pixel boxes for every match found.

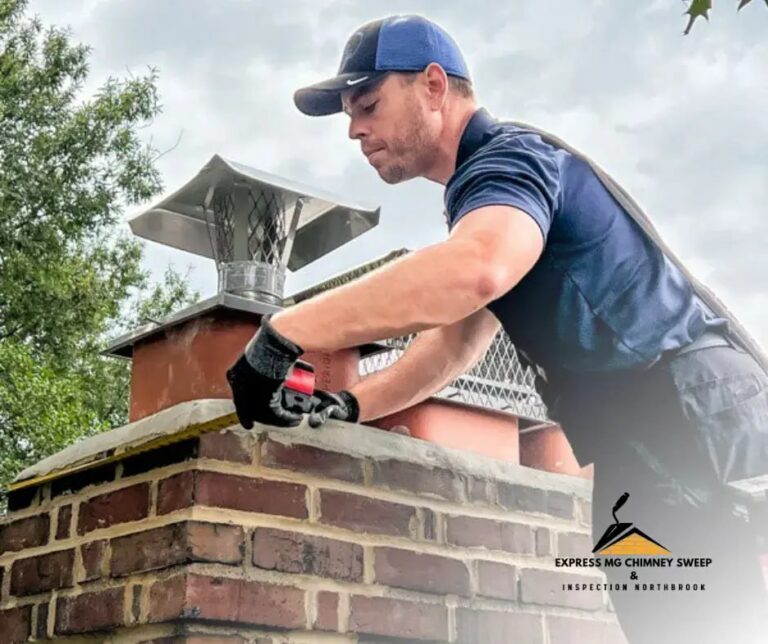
[226,15,768,643]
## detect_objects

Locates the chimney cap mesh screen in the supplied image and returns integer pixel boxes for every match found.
[211,190,235,262]
[359,333,548,422]
[207,185,292,302]
[209,185,288,266]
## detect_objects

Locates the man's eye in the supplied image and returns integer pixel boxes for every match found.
[363,101,378,114]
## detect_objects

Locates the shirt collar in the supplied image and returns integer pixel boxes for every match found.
[455,107,498,170]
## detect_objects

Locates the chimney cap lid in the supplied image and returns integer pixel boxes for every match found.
[128,155,380,270]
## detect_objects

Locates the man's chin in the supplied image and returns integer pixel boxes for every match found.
[376,163,410,185]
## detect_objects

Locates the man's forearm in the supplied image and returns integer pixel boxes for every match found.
[271,239,496,353]
[347,307,501,421]
[349,327,480,421]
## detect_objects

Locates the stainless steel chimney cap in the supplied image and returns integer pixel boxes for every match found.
[128,154,380,271]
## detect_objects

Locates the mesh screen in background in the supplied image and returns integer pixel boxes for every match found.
[358,331,548,422]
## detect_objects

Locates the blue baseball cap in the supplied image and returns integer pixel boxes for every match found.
[294,15,471,116]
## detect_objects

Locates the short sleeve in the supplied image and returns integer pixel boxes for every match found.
[444,133,561,240]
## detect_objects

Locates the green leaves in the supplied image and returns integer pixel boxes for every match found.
[684,0,713,35]
[0,1,198,505]
[0,338,104,494]
[683,0,768,34]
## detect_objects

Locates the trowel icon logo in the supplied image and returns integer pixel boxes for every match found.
[593,492,671,556]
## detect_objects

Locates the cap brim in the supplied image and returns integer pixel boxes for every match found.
[294,71,387,116]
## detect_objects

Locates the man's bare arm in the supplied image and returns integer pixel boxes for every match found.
[348,308,501,422]
[271,205,543,353]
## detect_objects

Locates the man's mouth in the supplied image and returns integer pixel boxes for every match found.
[363,145,385,159]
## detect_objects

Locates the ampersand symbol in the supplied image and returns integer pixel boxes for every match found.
[630,571,638,580]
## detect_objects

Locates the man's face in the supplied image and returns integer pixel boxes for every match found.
[342,72,441,184]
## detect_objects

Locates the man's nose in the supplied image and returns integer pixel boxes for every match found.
[348,116,368,141]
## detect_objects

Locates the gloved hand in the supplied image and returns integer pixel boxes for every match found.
[226,315,304,429]
[308,390,360,429]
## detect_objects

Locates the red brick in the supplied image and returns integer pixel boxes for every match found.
[374,547,470,596]
[252,527,362,582]
[497,483,575,519]
[476,560,518,601]
[148,574,305,629]
[55,587,125,634]
[370,459,465,502]
[81,539,107,581]
[445,515,534,553]
[557,531,594,558]
[111,522,243,576]
[314,591,339,631]
[196,471,308,518]
[209,576,306,629]
[147,574,186,622]
[519,568,604,610]
[0,605,32,643]
[547,615,629,644]
[0,514,49,554]
[158,470,195,515]
[111,523,183,576]
[55,504,72,540]
[35,601,50,639]
[456,608,543,644]
[349,595,448,641]
[199,430,251,463]
[10,548,74,595]
[186,522,244,565]
[261,439,364,484]
[77,483,150,534]
[318,490,416,537]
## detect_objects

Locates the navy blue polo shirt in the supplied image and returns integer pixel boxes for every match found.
[444,108,724,375]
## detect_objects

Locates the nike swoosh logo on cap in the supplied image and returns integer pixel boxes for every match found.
[346,76,370,86]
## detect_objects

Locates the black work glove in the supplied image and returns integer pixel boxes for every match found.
[226,315,304,429]
[308,390,360,429]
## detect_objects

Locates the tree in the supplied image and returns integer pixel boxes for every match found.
[0,0,198,496]
[683,0,767,35]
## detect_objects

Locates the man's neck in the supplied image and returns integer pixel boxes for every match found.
[422,102,479,185]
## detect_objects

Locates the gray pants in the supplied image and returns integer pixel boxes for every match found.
[554,338,768,644]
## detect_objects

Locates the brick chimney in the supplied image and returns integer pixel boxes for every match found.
[1,401,625,643]
[0,161,622,642]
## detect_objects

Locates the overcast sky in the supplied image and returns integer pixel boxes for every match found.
[32,0,768,345]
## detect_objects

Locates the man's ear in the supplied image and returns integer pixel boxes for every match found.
[423,62,449,110]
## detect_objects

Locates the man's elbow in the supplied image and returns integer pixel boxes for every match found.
[474,266,510,302]
[461,235,541,305]
[449,232,535,308]
[473,259,517,306]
